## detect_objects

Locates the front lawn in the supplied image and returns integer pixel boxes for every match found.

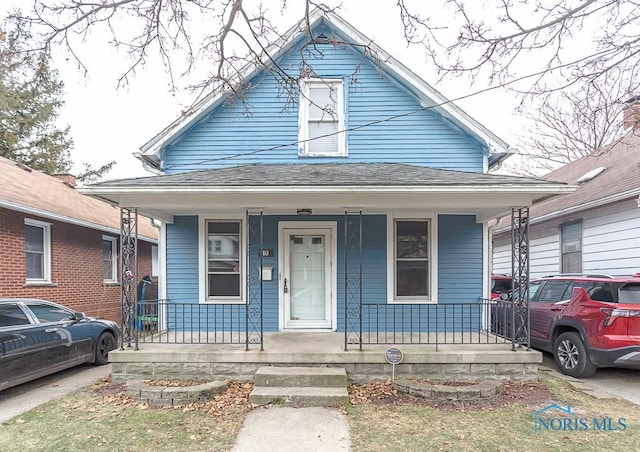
[0,375,638,451]
[348,376,640,451]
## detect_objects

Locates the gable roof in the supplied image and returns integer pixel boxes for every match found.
[136,7,511,172]
[494,132,640,232]
[0,156,158,241]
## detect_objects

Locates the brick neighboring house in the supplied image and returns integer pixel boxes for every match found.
[0,156,158,322]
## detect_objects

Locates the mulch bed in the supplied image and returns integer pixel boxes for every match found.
[348,379,556,411]
[89,376,556,413]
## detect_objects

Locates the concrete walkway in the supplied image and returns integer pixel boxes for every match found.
[232,406,351,452]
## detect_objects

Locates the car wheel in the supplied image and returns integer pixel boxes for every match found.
[95,331,116,365]
[553,332,597,378]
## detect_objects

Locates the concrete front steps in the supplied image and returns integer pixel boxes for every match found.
[249,366,349,407]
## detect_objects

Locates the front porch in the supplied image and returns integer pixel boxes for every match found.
[109,332,541,384]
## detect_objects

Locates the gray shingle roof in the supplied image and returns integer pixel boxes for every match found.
[531,133,640,216]
[0,156,158,241]
[92,163,558,188]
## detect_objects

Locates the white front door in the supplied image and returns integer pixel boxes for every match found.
[280,223,336,330]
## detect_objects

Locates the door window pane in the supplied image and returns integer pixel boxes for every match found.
[289,234,326,321]
[27,303,74,323]
[536,281,571,302]
[0,304,30,327]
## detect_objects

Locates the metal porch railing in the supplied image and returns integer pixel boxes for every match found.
[131,299,516,347]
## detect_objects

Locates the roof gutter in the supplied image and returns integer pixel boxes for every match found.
[133,152,164,174]
[492,187,640,235]
[81,184,574,196]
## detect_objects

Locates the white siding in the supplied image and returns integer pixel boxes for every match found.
[492,199,640,278]
[491,233,559,277]
[529,234,560,278]
[492,244,511,275]
[582,200,640,274]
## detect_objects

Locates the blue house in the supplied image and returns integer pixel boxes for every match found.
[85,8,571,353]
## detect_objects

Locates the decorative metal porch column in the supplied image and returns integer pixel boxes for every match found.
[120,207,139,350]
[344,209,363,350]
[510,207,530,351]
[245,209,264,350]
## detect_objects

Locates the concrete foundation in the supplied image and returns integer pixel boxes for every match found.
[110,333,541,384]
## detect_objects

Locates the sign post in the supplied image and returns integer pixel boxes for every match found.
[385,347,404,381]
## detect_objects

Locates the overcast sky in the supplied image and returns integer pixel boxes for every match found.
[2,1,531,181]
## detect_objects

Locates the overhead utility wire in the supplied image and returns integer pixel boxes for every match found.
[162,48,612,171]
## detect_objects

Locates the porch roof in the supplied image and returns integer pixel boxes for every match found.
[82,163,574,223]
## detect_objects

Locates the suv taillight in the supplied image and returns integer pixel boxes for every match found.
[601,307,640,327]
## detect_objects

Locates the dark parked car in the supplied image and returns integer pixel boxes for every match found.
[492,274,640,377]
[0,298,119,392]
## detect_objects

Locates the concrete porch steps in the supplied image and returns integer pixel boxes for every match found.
[249,366,349,407]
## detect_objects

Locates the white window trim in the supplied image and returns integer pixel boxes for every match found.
[198,215,246,304]
[560,219,583,273]
[386,214,438,304]
[102,235,118,284]
[25,218,52,284]
[298,78,346,157]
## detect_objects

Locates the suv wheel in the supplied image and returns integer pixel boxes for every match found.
[553,332,597,378]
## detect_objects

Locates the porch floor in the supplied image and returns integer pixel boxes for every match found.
[109,332,541,384]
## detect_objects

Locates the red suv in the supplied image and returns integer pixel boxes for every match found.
[491,274,513,300]
[526,274,640,377]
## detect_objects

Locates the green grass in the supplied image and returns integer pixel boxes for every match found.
[348,376,640,452]
[1,375,638,452]
[0,390,246,452]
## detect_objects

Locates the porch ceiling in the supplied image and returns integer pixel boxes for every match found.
[82,163,574,223]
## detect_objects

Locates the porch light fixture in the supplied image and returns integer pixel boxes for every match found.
[297,208,313,216]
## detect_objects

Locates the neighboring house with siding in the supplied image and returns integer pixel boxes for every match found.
[83,8,569,343]
[492,98,640,278]
[0,156,158,322]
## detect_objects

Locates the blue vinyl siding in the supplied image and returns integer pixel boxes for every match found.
[166,216,199,304]
[161,26,485,173]
[362,215,484,334]
[438,215,483,303]
[165,213,483,332]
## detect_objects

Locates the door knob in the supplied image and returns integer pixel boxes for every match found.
[284,277,288,293]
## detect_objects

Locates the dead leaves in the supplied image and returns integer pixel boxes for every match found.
[184,382,253,416]
[348,379,397,405]
[92,378,253,416]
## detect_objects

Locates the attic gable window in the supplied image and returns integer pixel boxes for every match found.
[299,78,346,157]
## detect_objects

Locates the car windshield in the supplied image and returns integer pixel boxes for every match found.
[492,278,512,293]
[618,284,640,304]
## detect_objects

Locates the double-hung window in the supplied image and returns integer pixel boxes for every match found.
[299,78,346,156]
[561,220,582,273]
[25,219,51,283]
[206,220,243,300]
[388,218,435,302]
[102,236,118,283]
